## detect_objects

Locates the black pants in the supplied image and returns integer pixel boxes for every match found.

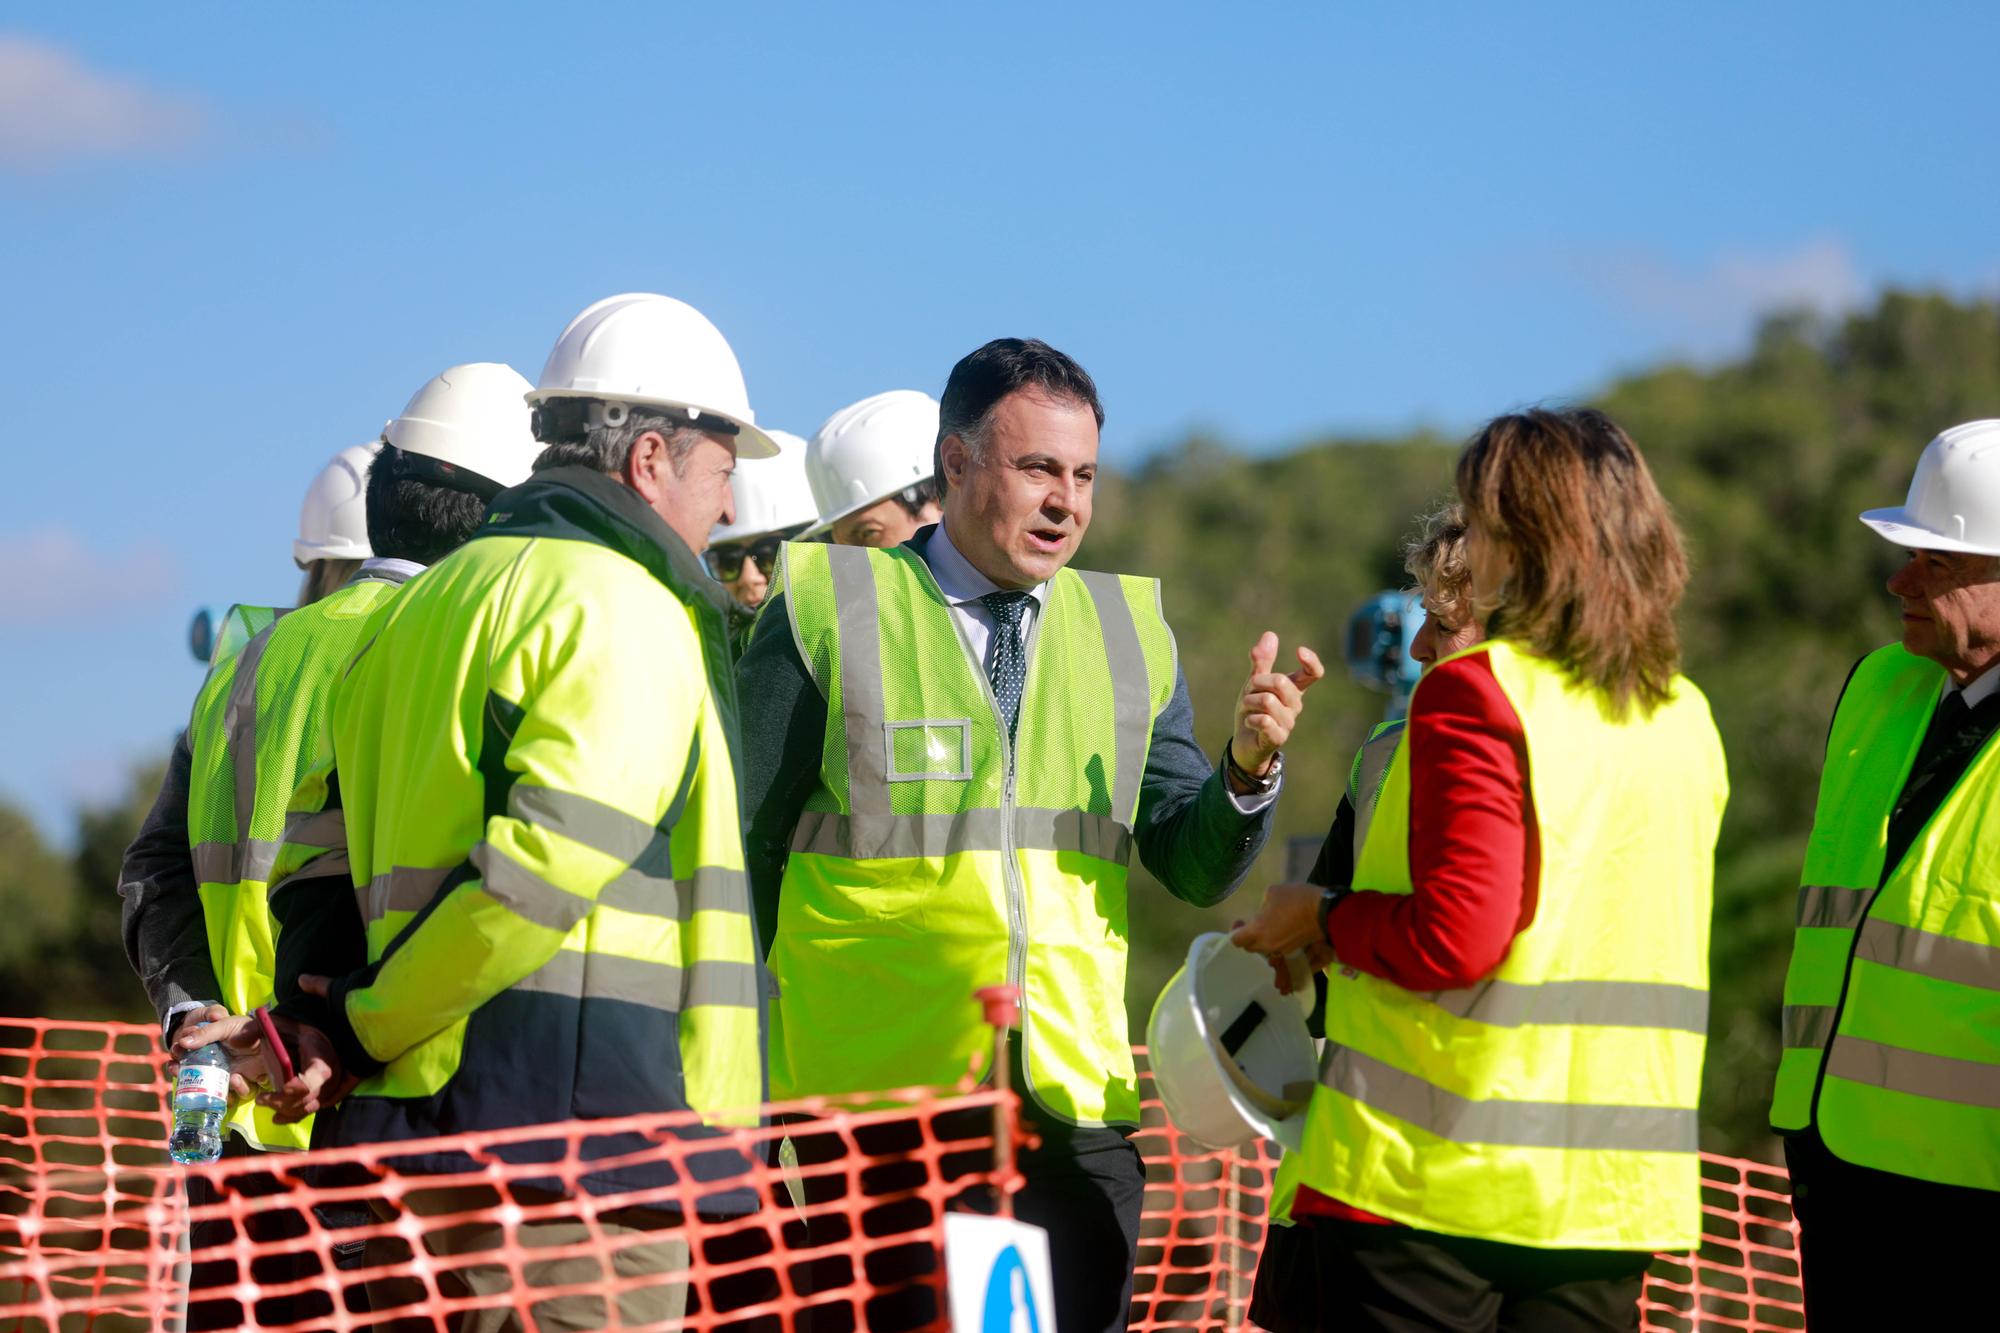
[1014,1132,1146,1333]
[1291,1217,1651,1332]
[780,1078,1144,1333]
[1785,1130,1997,1332]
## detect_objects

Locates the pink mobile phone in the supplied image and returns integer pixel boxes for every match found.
[253,1006,296,1085]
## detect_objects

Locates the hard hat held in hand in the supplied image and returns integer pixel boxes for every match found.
[385,363,543,494]
[530,293,778,459]
[711,430,818,547]
[1862,420,2000,555]
[1147,932,1318,1152]
[803,389,941,534]
[295,442,380,565]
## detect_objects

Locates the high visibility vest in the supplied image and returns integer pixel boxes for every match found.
[184,575,409,1150]
[1299,641,1727,1251]
[1268,717,1406,1226]
[1769,644,2000,1190]
[770,540,1178,1125]
[281,475,763,1146]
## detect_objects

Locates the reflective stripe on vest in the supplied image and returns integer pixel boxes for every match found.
[769,540,1177,1126]
[1769,644,2000,1189]
[1300,641,1726,1251]
[184,583,402,1152]
[1346,719,1405,867]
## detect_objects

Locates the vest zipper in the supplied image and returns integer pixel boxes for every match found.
[905,553,1051,1114]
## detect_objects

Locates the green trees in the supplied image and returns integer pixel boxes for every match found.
[1090,290,2000,1159]
[0,762,162,1022]
[6,289,1995,1158]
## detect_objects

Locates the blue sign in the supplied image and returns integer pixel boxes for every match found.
[981,1244,1044,1333]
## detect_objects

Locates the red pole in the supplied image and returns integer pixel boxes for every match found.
[975,985,1021,1217]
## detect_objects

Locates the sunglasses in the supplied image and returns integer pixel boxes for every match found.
[705,534,788,582]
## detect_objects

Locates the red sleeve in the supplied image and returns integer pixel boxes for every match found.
[1326,651,1538,991]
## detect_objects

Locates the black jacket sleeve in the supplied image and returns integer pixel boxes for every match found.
[117,730,221,1038]
[1132,667,1276,907]
[734,593,828,958]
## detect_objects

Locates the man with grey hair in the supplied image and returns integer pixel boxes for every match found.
[739,336,1322,1333]
[262,295,773,1331]
[1770,419,2000,1326]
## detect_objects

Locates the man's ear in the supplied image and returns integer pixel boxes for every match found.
[939,433,969,490]
[624,430,669,506]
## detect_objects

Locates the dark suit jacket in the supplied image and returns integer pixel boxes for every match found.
[734,559,1274,954]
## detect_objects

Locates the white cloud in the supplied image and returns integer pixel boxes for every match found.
[0,33,209,170]
[1582,236,1869,348]
[0,524,177,623]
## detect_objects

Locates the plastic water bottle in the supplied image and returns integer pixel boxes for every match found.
[168,1025,229,1164]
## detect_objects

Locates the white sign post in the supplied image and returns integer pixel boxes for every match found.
[942,1213,1059,1333]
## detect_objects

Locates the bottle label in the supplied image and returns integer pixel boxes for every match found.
[176,1062,230,1103]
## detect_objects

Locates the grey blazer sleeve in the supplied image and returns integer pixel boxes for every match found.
[1132,666,1273,907]
[117,730,222,1034]
[735,593,828,957]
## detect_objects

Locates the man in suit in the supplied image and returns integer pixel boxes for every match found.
[737,337,1320,1333]
[1770,419,2000,1328]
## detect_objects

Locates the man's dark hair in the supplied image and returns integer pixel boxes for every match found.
[364,444,492,565]
[933,338,1104,491]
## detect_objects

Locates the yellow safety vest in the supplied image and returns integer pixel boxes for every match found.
[1269,717,1405,1226]
[1299,640,1727,1251]
[769,540,1177,1125]
[278,470,763,1148]
[184,577,409,1149]
[1770,644,2000,1190]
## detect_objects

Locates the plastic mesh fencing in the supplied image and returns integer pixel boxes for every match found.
[2,1018,1017,1333]
[4,1020,1809,1332]
[1126,1051,1808,1333]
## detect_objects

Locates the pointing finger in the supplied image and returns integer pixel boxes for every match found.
[1247,631,1277,677]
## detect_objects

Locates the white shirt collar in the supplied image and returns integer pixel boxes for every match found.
[921,521,1051,609]
[1949,664,2000,710]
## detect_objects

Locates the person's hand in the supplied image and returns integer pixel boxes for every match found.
[254,976,359,1124]
[1231,632,1325,777]
[168,1005,259,1100]
[1230,882,1335,994]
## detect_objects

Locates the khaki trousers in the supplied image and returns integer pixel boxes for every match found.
[370,1187,691,1333]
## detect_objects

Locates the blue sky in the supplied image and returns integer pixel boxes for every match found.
[3,3,1997,838]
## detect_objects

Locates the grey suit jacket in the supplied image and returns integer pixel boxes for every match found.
[735,557,1274,953]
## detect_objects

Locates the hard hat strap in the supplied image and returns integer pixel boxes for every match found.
[531,397,741,445]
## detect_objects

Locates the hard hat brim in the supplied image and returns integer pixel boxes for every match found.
[796,486,913,540]
[1859,507,2000,557]
[527,388,779,460]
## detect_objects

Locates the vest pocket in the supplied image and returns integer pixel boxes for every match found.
[883,719,972,782]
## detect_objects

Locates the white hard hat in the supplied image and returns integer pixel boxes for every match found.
[1146,932,1317,1152]
[529,293,778,459]
[710,430,818,547]
[384,362,544,494]
[803,389,941,535]
[294,442,380,565]
[1861,420,2000,556]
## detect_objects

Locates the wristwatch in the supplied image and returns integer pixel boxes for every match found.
[1316,886,1351,942]
[1225,742,1283,794]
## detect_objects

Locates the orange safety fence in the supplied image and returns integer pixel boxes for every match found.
[5,1020,1808,1332]
[2,1018,1017,1332]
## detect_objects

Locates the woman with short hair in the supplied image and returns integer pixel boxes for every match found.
[1236,407,1728,1331]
